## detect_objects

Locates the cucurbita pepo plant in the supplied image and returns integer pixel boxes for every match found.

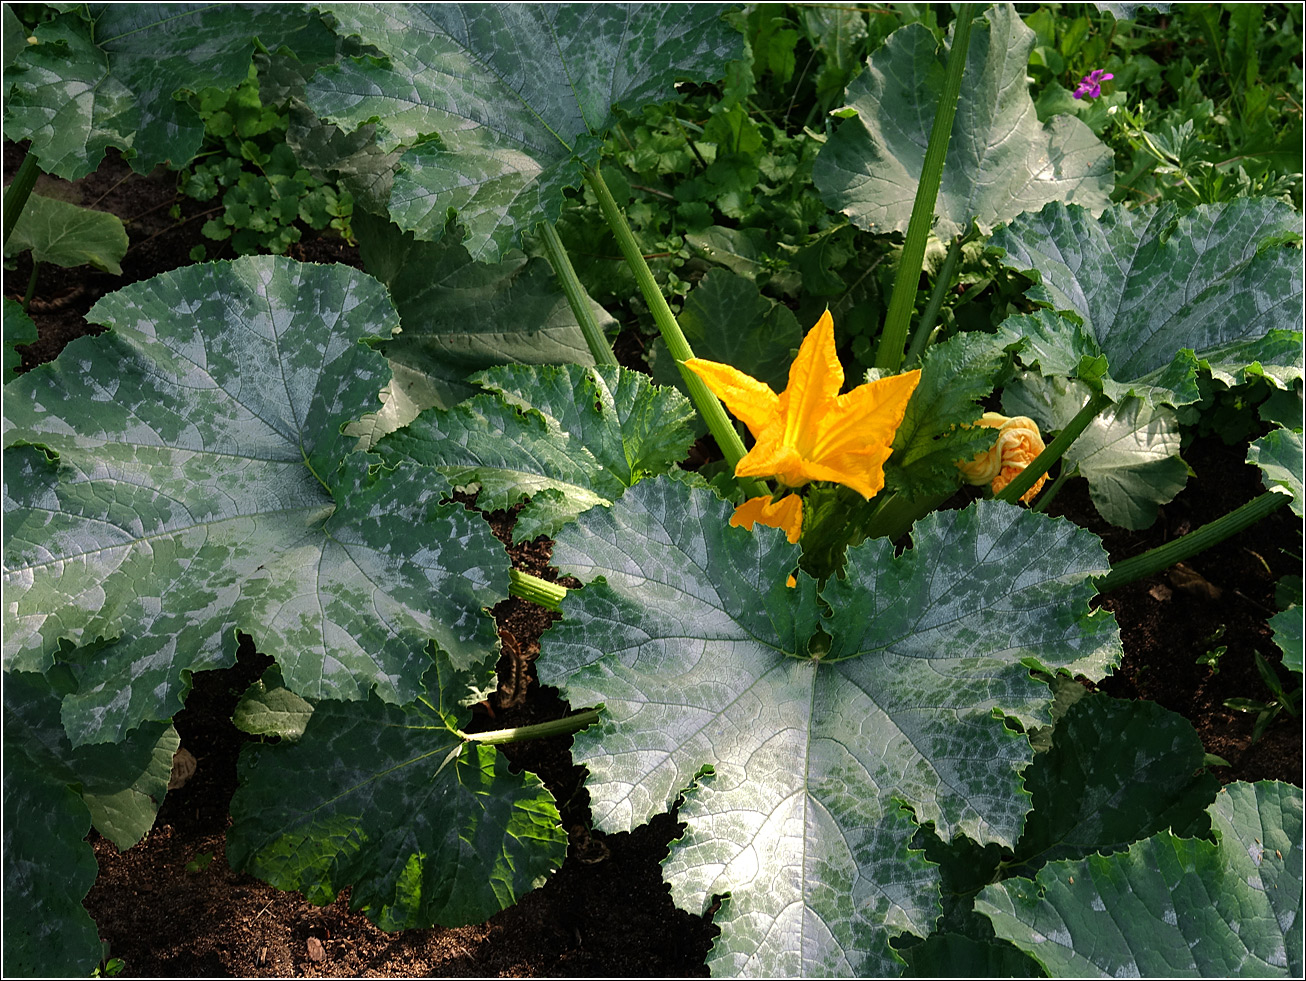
[3,3,1302,978]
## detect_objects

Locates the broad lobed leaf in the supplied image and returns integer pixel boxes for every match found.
[2,256,507,745]
[813,3,1112,239]
[379,363,695,542]
[539,477,1120,977]
[977,781,1304,978]
[992,198,1305,406]
[308,3,744,259]
[227,658,567,931]
[5,3,336,179]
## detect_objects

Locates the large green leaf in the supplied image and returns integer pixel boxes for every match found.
[3,3,335,179]
[1013,695,1219,873]
[992,199,1305,406]
[349,209,607,419]
[4,669,179,851]
[812,3,1112,239]
[538,477,1120,976]
[978,780,1304,978]
[2,744,101,977]
[228,659,566,930]
[649,268,803,396]
[307,3,743,259]
[1005,372,1189,529]
[2,256,507,746]
[4,191,128,274]
[379,363,695,542]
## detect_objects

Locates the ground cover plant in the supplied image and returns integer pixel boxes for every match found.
[3,2,1303,978]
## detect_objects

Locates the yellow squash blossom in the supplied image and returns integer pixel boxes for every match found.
[685,310,922,542]
[956,412,1049,504]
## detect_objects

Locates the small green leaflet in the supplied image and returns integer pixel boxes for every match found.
[538,477,1120,977]
[4,191,129,275]
[1249,427,1304,518]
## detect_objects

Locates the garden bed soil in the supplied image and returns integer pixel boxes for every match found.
[6,145,1302,977]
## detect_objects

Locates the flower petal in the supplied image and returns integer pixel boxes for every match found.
[683,358,779,440]
[730,493,803,544]
[780,309,844,452]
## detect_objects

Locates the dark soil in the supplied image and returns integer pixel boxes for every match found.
[5,143,1302,977]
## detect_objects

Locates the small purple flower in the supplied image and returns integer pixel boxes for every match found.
[1073,69,1114,100]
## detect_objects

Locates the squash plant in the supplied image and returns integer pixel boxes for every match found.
[3,3,1302,978]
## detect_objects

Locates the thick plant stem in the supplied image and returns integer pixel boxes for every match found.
[585,164,769,499]
[461,708,602,746]
[537,220,619,367]
[1095,492,1290,594]
[904,232,965,367]
[995,392,1111,505]
[510,568,567,612]
[3,152,40,248]
[875,5,976,372]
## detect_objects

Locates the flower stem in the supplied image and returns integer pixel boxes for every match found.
[509,568,568,612]
[537,220,620,367]
[585,163,768,498]
[875,4,976,372]
[1094,492,1290,594]
[461,708,601,746]
[904,231,966,367]
[3,152,40,248]
[995,391,1111,505]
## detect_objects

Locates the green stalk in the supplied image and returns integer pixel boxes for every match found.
[1031,463,1078,513]
[3,152,40,248]
[995,391,1111,505]
[585,164,768,499]
[904,232,965,367]
[1095,492,1290,594]
[22,261,40,312]
[875,5,976,372]
[537,220,619,367]
[461,708,601,746]
[509,568,568,612]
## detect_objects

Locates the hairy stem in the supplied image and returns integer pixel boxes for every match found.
[585,163,768,498]
[461,708,602,746]
[875,4,976,372]
[537,220,620,367]
[509,568,568,612]
[1095,492,1290,594]
[904,232,966,367]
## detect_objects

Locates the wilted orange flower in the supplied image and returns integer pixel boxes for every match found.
[956,412,1048,504]
[685,310,922,505]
